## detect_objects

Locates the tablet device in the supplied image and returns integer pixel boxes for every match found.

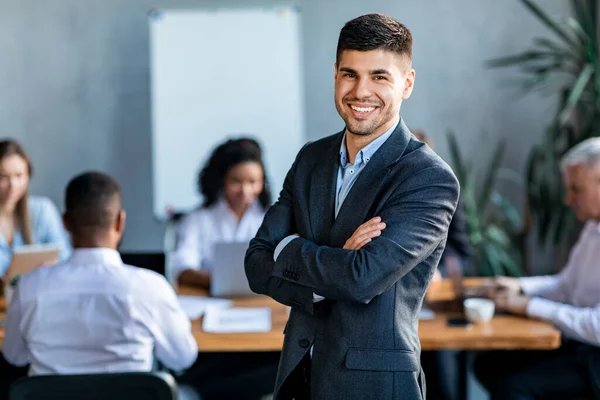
[7,244,60,282]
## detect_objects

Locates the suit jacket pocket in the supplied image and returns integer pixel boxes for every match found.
[345,348,419,372]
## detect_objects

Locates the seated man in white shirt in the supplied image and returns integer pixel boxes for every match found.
[474,138,600,399]
[2,171,197,379]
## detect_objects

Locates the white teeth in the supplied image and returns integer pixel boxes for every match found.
[350,105,375,113]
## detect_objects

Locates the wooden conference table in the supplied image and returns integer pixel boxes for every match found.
[181,278,561,400]
[0,278,559,351]
[180,278,561,353]
[0,278,560,400]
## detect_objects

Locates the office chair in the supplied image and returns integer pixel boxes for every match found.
[9,371,177,400]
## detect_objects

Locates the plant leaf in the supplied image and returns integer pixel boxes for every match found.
[496,247,523,277]
[446,131,467,183]
[533,38,580,59]
[491,191,522,229]
[486,51,559,68]
[558,63,595,124]
[484,244,504,277]
[521,0,580,48]
[564,17,590,44]
[572,0,593,38]
[477,140,505,214]
[485,223,510,246]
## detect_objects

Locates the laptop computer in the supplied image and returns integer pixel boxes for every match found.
[210,242,258,297]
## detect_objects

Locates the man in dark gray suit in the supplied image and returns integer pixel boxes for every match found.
[245,13,459,400]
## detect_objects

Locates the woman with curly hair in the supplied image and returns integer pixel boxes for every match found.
[171,137,271,288]
[172,138,279,400]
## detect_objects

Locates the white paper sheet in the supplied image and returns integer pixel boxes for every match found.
[202,307,272,333]
[177,295,232,320]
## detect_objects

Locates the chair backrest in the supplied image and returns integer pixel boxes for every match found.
[9,371,177,400]
[119,252,166,276]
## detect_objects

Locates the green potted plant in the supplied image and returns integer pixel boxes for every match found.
[447,132,524,277]
[487,0,598,247]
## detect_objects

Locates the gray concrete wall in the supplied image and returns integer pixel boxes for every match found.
[0,0,569,261]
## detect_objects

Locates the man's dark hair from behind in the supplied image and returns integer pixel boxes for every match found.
[336,13,413,65]
[64,171,121,236]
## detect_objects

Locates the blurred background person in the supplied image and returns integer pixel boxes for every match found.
[0,139,70,277]
[171,137,272,289]
[2,172,197,399]
[171,137,279,399]
[474,138,600,399]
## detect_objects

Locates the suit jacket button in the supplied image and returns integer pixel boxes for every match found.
[298,339,310,348]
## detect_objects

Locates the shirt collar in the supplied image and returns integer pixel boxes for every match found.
[67,248,123,266]
[339,117,400,167]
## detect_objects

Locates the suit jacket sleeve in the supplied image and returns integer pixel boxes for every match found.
[245,144,318,315]
[272,165,459,305]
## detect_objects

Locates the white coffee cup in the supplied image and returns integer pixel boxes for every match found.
[463,298,495,323]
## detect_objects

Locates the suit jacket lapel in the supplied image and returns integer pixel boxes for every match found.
[308,132,343,244]
[330,119,413,246]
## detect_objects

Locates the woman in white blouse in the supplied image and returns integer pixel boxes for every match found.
[172,137,271,289]
[173,138,279,400]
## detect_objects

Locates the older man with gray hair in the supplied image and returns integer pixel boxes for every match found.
[474,137,600,399]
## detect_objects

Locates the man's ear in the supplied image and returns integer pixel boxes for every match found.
[334,62,338,80]
[116,210,126,234]
[402,69,415,100]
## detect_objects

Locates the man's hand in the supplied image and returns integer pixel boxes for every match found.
[493,292,531,316]
[343,217,386,250]
[494,276,522,294]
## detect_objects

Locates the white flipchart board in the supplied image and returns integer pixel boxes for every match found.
[149,7,305,219]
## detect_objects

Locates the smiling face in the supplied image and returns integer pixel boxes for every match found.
[334,49,415,138]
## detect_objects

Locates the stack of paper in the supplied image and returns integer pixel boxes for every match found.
[177,295,232,320]
[203,307,272,333]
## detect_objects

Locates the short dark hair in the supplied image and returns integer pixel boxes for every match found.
[198,137,272,209]
[64,172,121,233]
[336,13,412,65]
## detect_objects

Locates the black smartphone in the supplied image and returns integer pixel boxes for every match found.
[447,317,472,327]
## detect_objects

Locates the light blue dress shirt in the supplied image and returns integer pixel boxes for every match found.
[274,117,400,262]
[0,196,71,276]
[335,119,399,218]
